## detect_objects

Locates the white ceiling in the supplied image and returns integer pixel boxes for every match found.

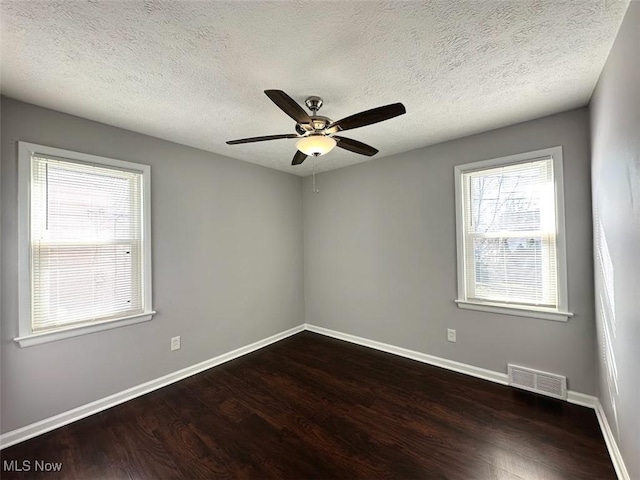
[0,1,629,176]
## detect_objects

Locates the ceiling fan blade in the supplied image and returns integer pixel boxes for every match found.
[327,103,406,133]
[334,136,379,156]
[292,150,308,166]
[264,90,314,125]
[226,134,299,145]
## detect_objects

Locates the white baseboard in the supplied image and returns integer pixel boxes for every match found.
[0,324,305,450]
[1,322,630,480]
[305,324,599,404]
[594,399,630,480]
[305,324,628,480]
[305,324,509,385]
[566,390,598,408]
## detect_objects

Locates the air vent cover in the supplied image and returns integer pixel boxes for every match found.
[507,364,567,400]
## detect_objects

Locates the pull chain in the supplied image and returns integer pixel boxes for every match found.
[312,157,319,194]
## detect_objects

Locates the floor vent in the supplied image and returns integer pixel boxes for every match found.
[507,365,567,400]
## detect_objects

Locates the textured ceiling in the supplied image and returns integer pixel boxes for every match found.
[0,1,630,176]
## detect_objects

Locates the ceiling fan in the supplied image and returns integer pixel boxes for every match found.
[227,90,406,166]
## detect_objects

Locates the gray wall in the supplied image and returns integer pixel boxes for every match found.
[0,97,304,433]
[304,108,597,394]
[590,3,640,478]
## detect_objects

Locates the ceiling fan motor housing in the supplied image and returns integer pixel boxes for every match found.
[295,115,332,135]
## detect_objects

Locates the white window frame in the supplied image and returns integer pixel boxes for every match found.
[454,146,572,322]
[16,142,155,347]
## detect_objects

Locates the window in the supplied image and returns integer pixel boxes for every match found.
[16,142,154,347]
[454,147,571,321]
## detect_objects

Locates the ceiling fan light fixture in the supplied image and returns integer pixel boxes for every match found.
[296,135,336,157]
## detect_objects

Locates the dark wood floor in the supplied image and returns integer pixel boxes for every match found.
[1,332,615,479]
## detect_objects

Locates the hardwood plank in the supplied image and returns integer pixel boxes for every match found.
[0,332,616,479]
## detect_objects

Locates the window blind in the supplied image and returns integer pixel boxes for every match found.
[462,158,558,308]
[30,155,144,332]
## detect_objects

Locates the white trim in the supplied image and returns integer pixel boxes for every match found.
[566,390,598,409]
[454,146,570,319]
[305,324,509,385]
[454,159,467,302]
[307,324,600,406]
[17,142,154,345]
[551,147,570,315]
[0,324,305,450]
[19,142,151,173]
[1,322,629,480]
[455,300,572,322]
[14,311,156,348]
[306,324,628,479]
[18,143,31,342]
[594,399,630,480]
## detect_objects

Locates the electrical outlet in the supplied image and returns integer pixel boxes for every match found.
[171,336,181,351]
[447,329,457,343]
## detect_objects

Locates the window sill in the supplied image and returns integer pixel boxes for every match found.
[14,311,156,348]
[455,300,572,322]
